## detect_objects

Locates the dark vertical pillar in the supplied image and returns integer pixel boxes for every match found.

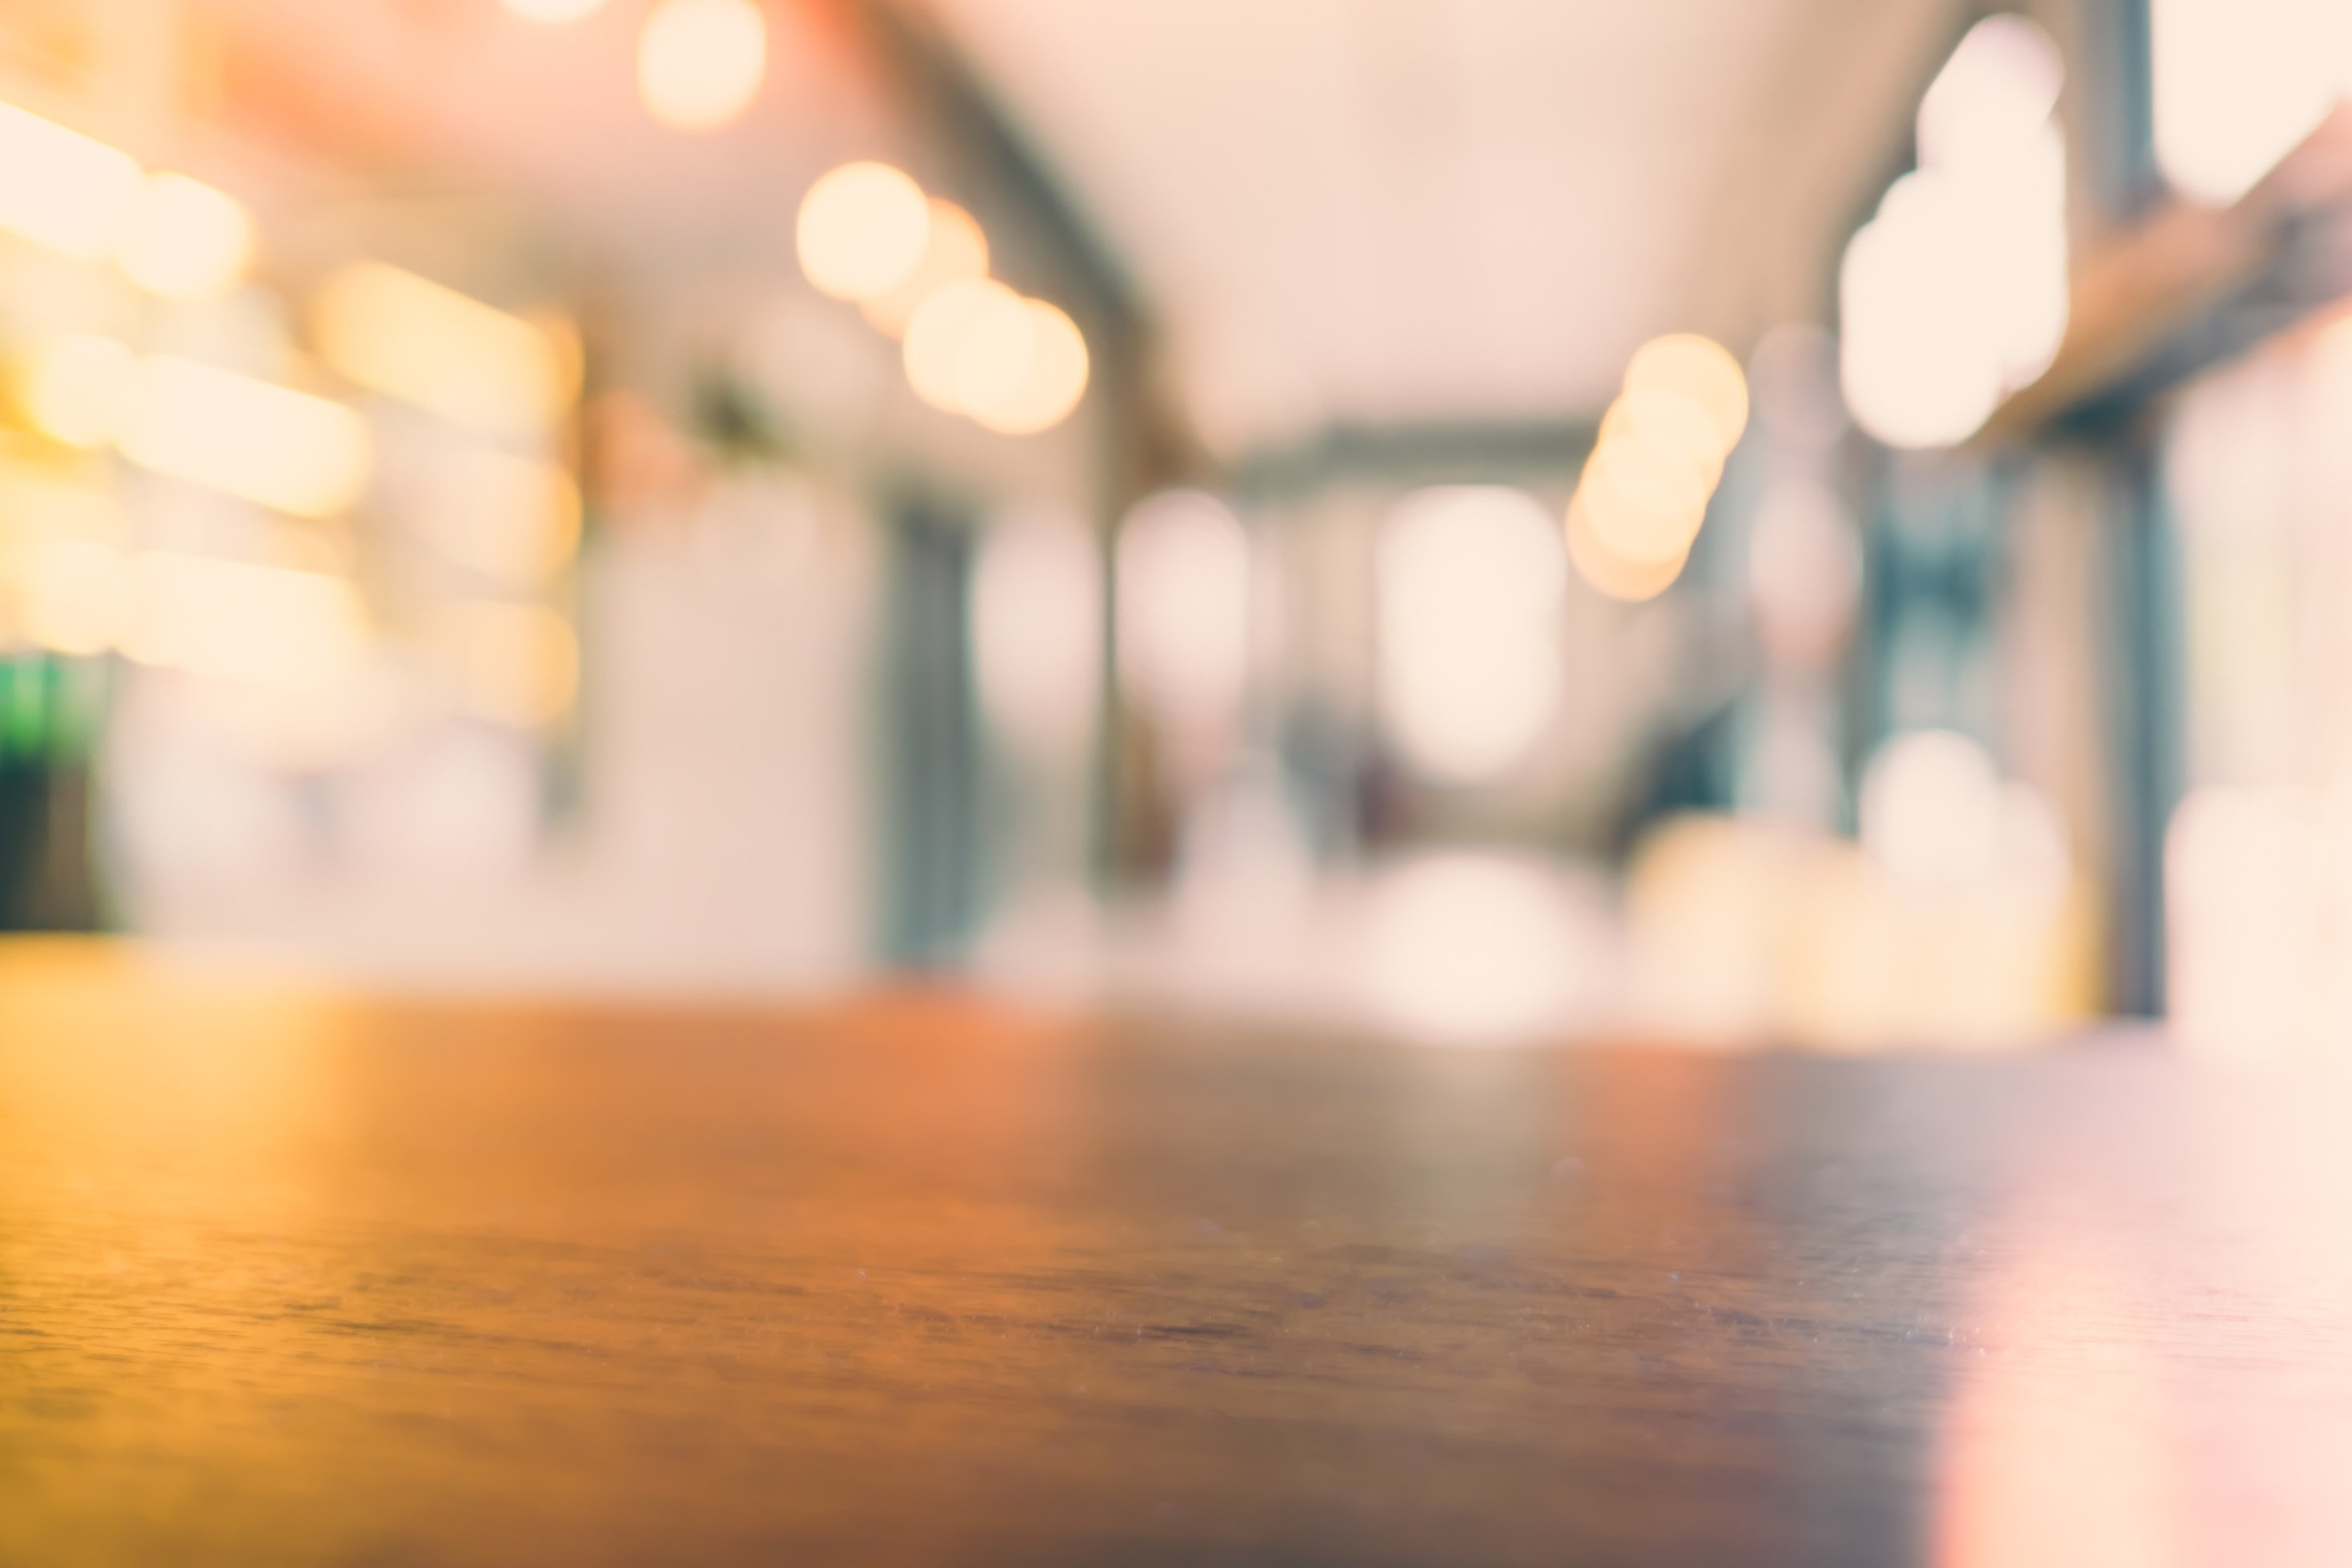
[2107,441,2181,1017]
[877,495,981,968]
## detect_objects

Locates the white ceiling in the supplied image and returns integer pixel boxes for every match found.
[924,0,1957,454]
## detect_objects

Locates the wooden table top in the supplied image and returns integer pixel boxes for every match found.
[3,943,2348,1566]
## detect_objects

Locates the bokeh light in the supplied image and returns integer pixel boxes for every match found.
[1580,427,1712,564]
[1565,331,1745,592]
[904,277,1021,414]
[122,553,367,691]
[969,300,1089,435]
[636,0,768,132]
[861,200,988,337]
[0,98,142,260]
[311,262,575,439]
[115,173,254,299]
[797,162,933,303]
[1376,486,1566,782]
[114,356,373,519]
[1563,494,1688,604]
[942,283,1038,415]
[1840,16,2069,448]
[23,334,136,448]
[1623,334,1749,455]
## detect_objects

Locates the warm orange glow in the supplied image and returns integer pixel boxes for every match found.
[1600,387,1727,481]
[1581,429,1712,563]
[861,201,989,338]
[1564,495,1688,603]
[798,163,933,304]
[124,553,368,690]
[971,300,1089,435]
[114,357,372,519]
[22,335,136,448]
[311,262,575,439]
[0,98,142,260]
[1623,334,1749,455]
[116,173,254,299]
[636,0,768,131]
[1566,334,1745,583]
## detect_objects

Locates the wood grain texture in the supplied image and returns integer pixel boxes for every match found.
[2,942,2349,1566]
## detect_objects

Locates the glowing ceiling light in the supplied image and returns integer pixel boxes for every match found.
[637,0,768,131]
[1564,495,1688,604]
[114,356,372,518]
[1601,387,1727,483]
[0,99,142,260]
[1376,487,1565,782]
[945,284,1038,414]
[1623,335,1748,456]
[504,0,607,20]
[2151,0,2347,206]
[22,334,137,448]
[1579,430,1712,565]
[903,277,1034,415]
[797,162,932,303]
[1840,16,2069,448]
[1840,183,2007,448]
[970,299,1090,435]
[861,200,987,336]
[116,173,254,299]
[311,261,575,439]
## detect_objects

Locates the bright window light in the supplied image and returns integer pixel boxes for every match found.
[971,507,1102,761]
[1376,486,1565,783]
[1114,491,1250,741]
[2150,0,2349,206]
